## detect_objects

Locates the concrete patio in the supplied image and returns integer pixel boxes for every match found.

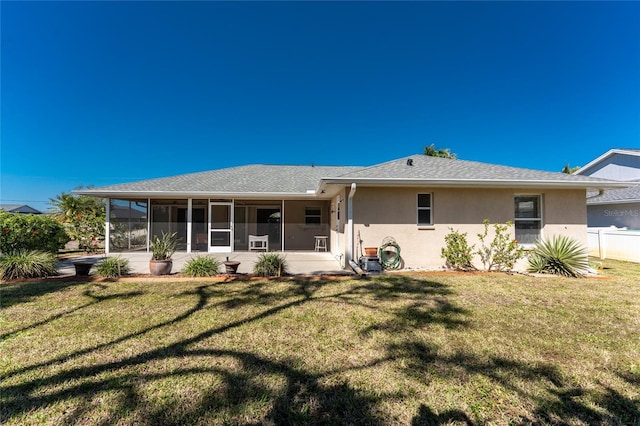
[57,251,352,277]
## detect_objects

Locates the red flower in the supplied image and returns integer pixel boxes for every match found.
[2,228,10,234]
[32,231,39,235]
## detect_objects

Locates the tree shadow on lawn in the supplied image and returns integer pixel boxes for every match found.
[392,340,640,425]
[1,274,474,425]
[0,277,92,309]
[0,284,144,340]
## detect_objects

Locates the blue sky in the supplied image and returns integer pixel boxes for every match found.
[2,1,639,212]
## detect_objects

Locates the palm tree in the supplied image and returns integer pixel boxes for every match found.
[49,191,106,251]
[424,144,456,159]
[561,164,580,174]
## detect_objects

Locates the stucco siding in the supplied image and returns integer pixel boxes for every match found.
[542,189,588,245]
[352,187,588,270]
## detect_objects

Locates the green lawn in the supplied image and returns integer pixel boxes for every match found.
[1,259,639,425]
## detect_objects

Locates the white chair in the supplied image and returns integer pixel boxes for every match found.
[249,235,269,251]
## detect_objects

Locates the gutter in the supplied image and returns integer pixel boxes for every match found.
[320,177,631,190]
[346,183,365,275]
[72,190,328,200]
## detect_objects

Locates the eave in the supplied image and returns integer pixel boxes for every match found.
[73,189,332,200]
[319,178,632,191]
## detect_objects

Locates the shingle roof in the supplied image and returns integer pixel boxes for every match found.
[324,155,623,187]
[587,184,640,204]
[82,165,363,195]
[78,155,629,198]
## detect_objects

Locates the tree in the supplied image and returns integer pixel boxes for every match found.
[49,191,106,252]
[424,144,456,159]
[562,164,580,174]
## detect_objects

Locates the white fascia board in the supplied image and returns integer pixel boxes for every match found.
[588,198,640,205]
[72,190,325,199]
[320,178,631,190]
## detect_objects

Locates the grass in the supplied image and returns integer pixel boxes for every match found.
[1,258,639,425]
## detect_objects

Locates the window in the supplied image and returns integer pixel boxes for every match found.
[417,193,433,226]
[514,195,542,244]
[305,207,322,225]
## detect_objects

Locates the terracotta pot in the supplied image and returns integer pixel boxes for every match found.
[150,259,172,275]
[224,261,241,274]
[364,247,378,257]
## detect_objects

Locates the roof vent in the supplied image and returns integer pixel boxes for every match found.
[407,158,414,166]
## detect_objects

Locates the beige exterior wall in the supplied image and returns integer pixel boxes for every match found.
[283,200,330,251]
[349,186,588,270]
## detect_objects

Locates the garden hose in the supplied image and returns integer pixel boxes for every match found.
[378,237,403,270]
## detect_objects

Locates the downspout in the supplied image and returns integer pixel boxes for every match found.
[346,183,364,274]
[105,199,110,254]
[587,189,605,199]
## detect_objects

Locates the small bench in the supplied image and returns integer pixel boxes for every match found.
[249,235,269,251]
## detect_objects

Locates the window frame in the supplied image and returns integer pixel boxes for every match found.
[417,193,433,226]
[304,206,322,225]
[514,194,543,246]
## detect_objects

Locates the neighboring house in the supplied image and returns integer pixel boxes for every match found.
[0,204,42,214]
[572,148,640,263]
[77,154,627,270]
[574,148,640,229]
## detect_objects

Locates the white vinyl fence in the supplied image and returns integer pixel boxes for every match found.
[587,227,640,263]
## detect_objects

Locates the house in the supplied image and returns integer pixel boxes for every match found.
[76,154,628,270]
[572,148,640,263]
[573,149,640,230]
[0,204,42,214]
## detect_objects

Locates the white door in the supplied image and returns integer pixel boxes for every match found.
[209,202,233,252]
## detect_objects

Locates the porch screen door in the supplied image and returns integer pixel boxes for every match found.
[209,202,233,252]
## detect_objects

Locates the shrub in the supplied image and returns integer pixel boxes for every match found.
[527,235,591,277]
[476,220,524,272]
[441,228,476,271]
[254,253,288,277]
[0,212,69,254]
[183,256,220,277]
[0,250,57,280]
[96,256,130,278]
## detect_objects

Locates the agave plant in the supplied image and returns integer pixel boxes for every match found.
[527,235,591,277]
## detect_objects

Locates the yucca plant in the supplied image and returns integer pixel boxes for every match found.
[182,255,220,277]
[527,235,591,277]
[150,232,178,261]
[254,253,288,277]
[0,250,57,280]
[96,255,130,278]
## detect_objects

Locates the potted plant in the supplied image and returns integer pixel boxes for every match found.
[223,256,241,274]
[150,231,178,275]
